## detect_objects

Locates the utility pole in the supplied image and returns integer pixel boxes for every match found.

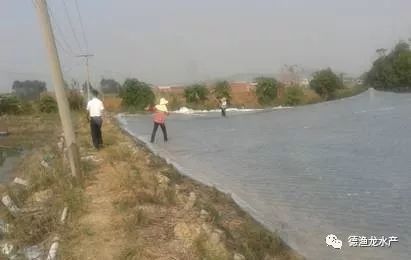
[76,54,94,101]
[34,0,82,179]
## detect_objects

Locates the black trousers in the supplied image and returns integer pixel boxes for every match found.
[150,122,168,143]
[221,107,226,117]
[90,117,103,148]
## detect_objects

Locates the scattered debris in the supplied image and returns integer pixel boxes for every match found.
[184,192,196,210]
[57,136,65,151]
[234,252,246,260]
[22,244,43,260]
[0,242,15,257]
[13,177,29,187]
[46,237,59,260]
[40,160,49,169]
[209,231,221,245]
[60,207,68,224]
[201,223,212,235]
[81,155,102,163]
[0,219,10,233]
[31,189,53,203]
[210,229,225,245]
[1,194,20,216]
[200,209,209,220]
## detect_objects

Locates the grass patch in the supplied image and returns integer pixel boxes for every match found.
[105,144,134,163]
[118,245,144,260]
[161,165,184,184]
[334,84,368,99]
[193,231,229,260]
[123,208,150,230]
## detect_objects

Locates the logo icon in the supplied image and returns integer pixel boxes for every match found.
[326,234,342,249]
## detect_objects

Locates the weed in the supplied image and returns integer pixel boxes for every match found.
[123,208,150,233]
[193,231,229,260]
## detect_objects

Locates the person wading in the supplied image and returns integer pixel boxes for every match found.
[150,98,169,143]
[220,97,228,117]
[86,90,104,149]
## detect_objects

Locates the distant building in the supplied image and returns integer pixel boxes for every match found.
[300,78,310,87]
[154,85,186,95]
[229,82,256,93]
[356,79,364,85]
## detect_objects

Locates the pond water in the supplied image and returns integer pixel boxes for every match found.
[0,146,22,183]
[119,89,411,260]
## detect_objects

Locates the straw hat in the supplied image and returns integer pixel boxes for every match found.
[155,98,168,112]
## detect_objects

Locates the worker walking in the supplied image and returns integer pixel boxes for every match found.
[150,98,169,143]
[86,90,104,149]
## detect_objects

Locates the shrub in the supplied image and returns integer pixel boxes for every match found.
[20,101,34,114]
[334,84,368,99]
[255,77,278,105]
[285,86,304,106]
[39,95,58,113]
[213,81,231,100]
[310,68,342,100]
[167,94,183,111]
[120,79,155,111]
[184,84,209,104]
[0,95,23,115]
[67,90,84,111]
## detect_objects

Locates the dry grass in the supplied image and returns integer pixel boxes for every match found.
[0,112,304,260]
[0,113,91,260]
[103,96,122,112]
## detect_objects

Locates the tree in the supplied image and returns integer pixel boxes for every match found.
[366,41,411,90]
[213,81,231,100]
[12,80,46,101]
[100,78,121,94]
[67,90,84,111]
[376,48,387,57]
[285,86,304,106]
[82,81,97,94]
[120,79,155,110]
[255,77,278,105]
[39,95,58,113]
[0,95,22,115]
[184,84,209,104]
[310,68,342,99]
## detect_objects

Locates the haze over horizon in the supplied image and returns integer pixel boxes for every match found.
[1,0,411,92]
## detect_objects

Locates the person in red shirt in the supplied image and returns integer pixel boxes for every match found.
[149,98,169,143]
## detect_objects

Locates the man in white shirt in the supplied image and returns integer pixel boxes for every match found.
[86,90,104,149]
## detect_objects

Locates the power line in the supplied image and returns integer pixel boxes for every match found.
[34,0,76,57]
[61,0,83,52]
[47,3,76,56]
[74,0,89,51]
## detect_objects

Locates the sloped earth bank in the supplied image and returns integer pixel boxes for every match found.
[61,116,303,260]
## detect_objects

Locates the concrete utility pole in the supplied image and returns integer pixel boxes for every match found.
[76,54,94,101]
[34,0,82,179]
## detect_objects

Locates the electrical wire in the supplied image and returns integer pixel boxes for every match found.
[47,3,76,56]
[74,0,89,52]
[61,0,83,52]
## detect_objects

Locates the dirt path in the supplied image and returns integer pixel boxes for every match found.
[69,156,126,259]
[61,118,303,260]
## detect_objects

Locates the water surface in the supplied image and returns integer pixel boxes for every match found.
[120,89,410,259]
[0,146,21,183]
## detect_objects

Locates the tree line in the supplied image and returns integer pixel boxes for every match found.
[365,41,411,91]
[4,39,409,115]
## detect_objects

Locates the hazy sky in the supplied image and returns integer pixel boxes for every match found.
[1,0,411,92]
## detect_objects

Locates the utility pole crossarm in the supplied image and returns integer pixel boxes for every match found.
[76,54,94,101]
